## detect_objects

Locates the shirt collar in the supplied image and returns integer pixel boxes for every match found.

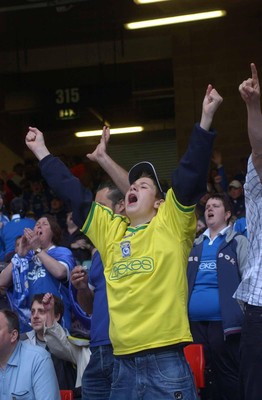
[6,341,21,367]
[11,213,21,220]
[203,225,230,241]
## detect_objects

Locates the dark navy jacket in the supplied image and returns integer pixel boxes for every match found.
[187,228,247,336]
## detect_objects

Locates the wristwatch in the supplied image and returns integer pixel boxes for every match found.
[34,247,42,255]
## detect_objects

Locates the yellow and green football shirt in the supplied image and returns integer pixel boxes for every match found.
[82,188,196,355]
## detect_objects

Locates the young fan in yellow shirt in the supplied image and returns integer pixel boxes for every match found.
[25,83,222,400]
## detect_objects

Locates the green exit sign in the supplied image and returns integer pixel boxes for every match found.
[57,108,79,120]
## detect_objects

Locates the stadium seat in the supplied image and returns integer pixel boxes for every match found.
[184,344,205,392]
[60,390,74,400]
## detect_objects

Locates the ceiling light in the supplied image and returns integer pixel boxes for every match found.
[125,10,227,30]
[75,126,144,138]
[134,0,170,3]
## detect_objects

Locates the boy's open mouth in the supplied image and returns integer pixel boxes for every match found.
[128,193,137,204]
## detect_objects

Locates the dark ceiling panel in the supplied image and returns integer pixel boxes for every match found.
[0,0,261,157]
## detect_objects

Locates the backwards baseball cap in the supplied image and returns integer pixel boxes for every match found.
[228,179,242,189]
[128,161,165,199]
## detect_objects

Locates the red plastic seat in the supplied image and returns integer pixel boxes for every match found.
[60,390,74,400]
[184,344,205,391]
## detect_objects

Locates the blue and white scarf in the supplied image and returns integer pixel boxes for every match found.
[7,253,31,332]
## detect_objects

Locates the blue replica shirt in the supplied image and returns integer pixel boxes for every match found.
[0,213,9,231]
[188,230,227,321]
[9,246,75,332]
[0,341,59,400]
[28,246,75,330]
[88,250,111,347]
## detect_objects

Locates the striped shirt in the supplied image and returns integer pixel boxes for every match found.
[234,156,262,305]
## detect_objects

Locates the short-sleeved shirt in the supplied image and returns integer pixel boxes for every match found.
[0,341,59,400]
[10,246,75,332]
[82,188,196,355]
[27,246,75,330]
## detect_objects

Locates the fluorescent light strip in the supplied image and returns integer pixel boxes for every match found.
[125,10,227,30]
[75,126,144,138]
[134,0,170,3]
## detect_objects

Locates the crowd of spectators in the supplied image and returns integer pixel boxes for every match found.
[0,141,249,400]
[0,149,248,253]
[0,159,96,399]
[0,71,255,400]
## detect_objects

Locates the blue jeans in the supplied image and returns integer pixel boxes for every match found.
[109,347,198,400]
[82,344,114,400]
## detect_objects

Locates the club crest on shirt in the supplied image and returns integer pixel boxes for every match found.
[120,241,131,258]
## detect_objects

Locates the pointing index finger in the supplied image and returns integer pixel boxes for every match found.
[251,63,258,84]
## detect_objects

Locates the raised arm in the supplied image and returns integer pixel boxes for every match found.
[42,292,56,328]
[87,126,129,194]
[25,126,50,161]
[172,85,223,206]
[70,265,94,315]
[25,127,93,227]
[42,293,80,364]
[239,63,262,180]
[200,84,223,131]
